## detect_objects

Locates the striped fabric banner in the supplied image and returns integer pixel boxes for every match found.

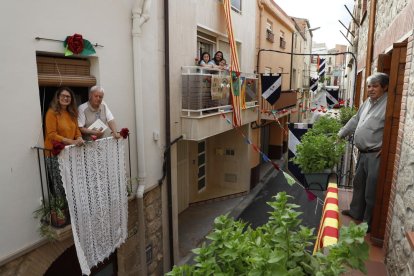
[310,77,318,93]
[223,0,242,126]
[318,57,326,79]
[261,75,282,105]
[313,182,339,253]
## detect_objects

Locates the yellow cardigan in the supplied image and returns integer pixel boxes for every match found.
[45,108,81,150]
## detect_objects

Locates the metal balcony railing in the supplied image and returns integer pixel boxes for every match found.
[32,137,131,229]
[181,66,258,117]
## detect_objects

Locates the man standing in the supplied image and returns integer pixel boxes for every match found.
[338,72,389,232]
[78,86,121,140]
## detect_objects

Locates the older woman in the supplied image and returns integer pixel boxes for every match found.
[45,87,84,196]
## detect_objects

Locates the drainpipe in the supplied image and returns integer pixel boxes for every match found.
[257,0,264,73]
[163,0,175,268]
[290,32,294,90]
[132,0,152,274]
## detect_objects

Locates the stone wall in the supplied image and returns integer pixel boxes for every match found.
[375,0,409,40]
[0,191,164,276]
[385,35,414,276]
[144,186,164,276]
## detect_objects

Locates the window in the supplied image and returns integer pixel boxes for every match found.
[278,67,283,74]
[197,31,217,62]
[231,0,242,12]
[266,20,273,32]
[197,141,206,192]
[279,31,286,49]
[197,29,241,68]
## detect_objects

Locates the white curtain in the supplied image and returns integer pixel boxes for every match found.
[58,137,128,275]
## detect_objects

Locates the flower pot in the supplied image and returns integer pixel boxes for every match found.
[303,171,331,191]
[51,210,68,228]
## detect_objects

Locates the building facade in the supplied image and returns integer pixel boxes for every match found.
[0,0,165,275]
[347,0,414,275]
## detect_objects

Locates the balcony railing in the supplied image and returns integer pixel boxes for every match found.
[266,29,274,43]
[181,66,258,117]
[280,38,286,49]
[32,137,131,236]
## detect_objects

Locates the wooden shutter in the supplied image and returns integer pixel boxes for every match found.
[36,56,96,87]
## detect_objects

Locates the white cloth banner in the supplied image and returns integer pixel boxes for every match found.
[58,137,128,275]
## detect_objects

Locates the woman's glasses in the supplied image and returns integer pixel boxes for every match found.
[60,94,72,99]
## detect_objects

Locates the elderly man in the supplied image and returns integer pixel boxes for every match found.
[338,72,389,232]
[78,86,121,140]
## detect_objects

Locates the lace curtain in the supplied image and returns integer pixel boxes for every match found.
[58,137,128,275]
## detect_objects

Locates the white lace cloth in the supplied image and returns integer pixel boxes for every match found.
[58,137,128,275]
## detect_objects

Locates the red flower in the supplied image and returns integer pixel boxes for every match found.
[120,128,129,139]
[67,34,84,54]
[51,141,66,156]
[91,135,97,141]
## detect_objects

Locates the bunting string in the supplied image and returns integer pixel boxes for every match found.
[220,112,324,206]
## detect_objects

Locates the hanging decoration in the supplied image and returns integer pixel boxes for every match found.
[223,0,242,127]
[219,112,324,207]
[64,33,96,56]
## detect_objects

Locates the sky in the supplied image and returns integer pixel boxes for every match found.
[274,0,355,49]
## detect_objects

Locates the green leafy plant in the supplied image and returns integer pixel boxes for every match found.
[167,192,368,275]
[338,106,357,126]
[291,116,345,173]
[292,134,344,173]
[310,116,342,136]
[33,196,69,239]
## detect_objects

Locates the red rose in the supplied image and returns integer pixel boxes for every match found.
[120,128,129,139]
[51,141,66,156]
[67,34,84,54]
[91,135,97,141]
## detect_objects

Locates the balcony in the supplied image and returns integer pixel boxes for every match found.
[32,138,133,241]
[266,29,274,43]
[280,38,286,49]
[181,66,259,141]
[260,90,298,120]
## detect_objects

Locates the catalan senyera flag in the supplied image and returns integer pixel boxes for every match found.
[313,182,339,253]
[223,0,242,127]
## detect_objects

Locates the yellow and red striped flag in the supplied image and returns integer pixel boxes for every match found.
[223,0,242,127]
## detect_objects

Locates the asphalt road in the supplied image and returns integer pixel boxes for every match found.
[238,170,325,232]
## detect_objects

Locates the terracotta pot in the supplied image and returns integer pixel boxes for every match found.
[51,210,67,228]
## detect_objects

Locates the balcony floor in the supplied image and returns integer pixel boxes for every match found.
[338,188,388,276]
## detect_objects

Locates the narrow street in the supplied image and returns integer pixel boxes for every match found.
[238,169,324,233]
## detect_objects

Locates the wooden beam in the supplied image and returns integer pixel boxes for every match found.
[363,0,377,98]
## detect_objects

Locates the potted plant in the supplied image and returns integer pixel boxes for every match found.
[50,196,69,228]
[338,106,357,126]
[167,192,369,275]
[291,116,345,190]
[34,196,69,232]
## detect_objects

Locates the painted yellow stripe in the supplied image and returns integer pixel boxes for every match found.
[322,218,338,229]
[326,192,338,200]
[322,236,338,247]
[325,203,339,212]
